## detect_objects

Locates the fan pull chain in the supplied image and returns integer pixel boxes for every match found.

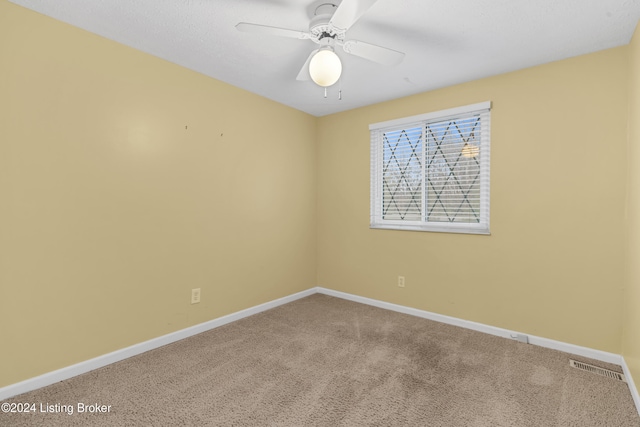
[320,82,342,100]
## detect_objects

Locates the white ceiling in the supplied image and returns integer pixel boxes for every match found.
[9,0,640,117]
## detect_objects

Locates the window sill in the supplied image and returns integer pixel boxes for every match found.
[370,223,490,235]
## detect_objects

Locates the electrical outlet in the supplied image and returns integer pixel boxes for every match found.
[397,276,405,288]
[191,288,201,304]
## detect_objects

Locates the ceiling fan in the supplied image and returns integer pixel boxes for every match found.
[236,0,405,87]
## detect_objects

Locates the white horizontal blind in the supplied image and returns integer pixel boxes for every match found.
[370,102,491,234]
[380,123,423,221]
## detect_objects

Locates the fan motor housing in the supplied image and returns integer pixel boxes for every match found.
[309,3,343,42]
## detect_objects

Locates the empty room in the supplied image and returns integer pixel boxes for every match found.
[2,0,640,425]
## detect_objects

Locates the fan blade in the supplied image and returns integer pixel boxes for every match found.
[296,49,318,81]
[329,0,379,32]
[235,22,310,40]
[341,39,404,66]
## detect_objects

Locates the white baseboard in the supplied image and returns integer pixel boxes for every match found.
[0,288,316,401]
[317,287,640,416]
[317,287,622,365]
[316,287,622,364]
[621,358,640,415]
[3,284,639,418]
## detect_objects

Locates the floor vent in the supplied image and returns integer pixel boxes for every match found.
[569,359,626,382]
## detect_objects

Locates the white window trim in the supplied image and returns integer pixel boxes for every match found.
[370,101,491,235]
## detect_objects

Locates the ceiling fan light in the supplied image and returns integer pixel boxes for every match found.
[309,48,342,87]
[461,142,480,158]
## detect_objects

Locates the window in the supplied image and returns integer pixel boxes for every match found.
[370,101,491,234]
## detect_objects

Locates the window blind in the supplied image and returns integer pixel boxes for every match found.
[370,102,491,234]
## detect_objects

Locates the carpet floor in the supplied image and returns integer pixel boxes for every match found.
[2,294,639,426]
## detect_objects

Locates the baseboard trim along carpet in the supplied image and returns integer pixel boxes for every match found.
[0,288,316,401]
[2,285,639,418]
[622,358,640,415]
[315,288,621,363]
[316,287,640,416]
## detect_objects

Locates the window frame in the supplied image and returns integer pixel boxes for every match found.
[369,101,491,235]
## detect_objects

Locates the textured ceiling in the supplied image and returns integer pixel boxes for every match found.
[9,0,640,116]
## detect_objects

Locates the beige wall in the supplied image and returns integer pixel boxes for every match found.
[317,47,629,354]
[624,21,640,394]
[0,2,317,387]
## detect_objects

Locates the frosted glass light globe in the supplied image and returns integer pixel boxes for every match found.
[309,49,342,87]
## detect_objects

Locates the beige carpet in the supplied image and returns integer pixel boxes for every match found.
[2,294,639,426]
